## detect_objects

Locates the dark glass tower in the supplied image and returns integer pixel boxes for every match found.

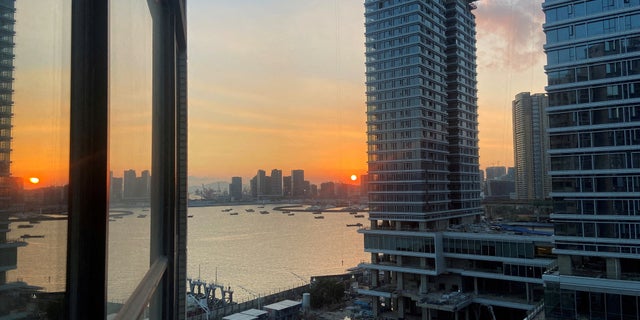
[542,0,640,319]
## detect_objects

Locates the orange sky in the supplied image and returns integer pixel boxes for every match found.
[10,0,548,187]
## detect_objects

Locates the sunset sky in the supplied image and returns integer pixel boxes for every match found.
[10,0,547,187]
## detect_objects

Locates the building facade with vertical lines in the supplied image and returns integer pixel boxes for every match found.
[360,1,556,319]
[541,0,640,318]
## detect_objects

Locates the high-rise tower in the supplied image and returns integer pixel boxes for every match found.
[365,0,481,226]
[512,92,551,200]
[362,0,498,317]
[0,0,15,209]
[542,1,640,319]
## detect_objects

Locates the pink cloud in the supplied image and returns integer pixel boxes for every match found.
[475,0,546,71]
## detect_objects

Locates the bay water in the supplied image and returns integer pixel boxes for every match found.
[7,204,369,302]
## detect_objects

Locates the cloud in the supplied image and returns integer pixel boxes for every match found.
[475,0,546,72]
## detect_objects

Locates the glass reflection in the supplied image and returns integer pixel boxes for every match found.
[2,0,69,318]
[107,0,153,308]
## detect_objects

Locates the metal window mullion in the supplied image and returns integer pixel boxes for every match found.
[66,0,110,319]
[150,1,177,319]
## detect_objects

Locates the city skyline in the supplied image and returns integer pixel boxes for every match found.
[9,0,546,188]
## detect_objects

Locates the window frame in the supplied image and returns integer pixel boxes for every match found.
[65,1,187,319]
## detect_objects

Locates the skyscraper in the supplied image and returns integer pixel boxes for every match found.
[270,169,283,197]
[229,176,242,201]
[360,1,562,319]
[0,0,15,209]
[542,1,640,319]
[512,92,551,200]
[291,169,304,197]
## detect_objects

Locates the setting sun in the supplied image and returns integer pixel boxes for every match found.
[29,177,40,184]
[350,174,357,181]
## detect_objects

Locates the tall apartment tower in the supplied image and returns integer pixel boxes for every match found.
[542,1,640,319]
[360,0,510,318]
[0,0,14,178]
[0,0,15,208]
[512,92,551,200]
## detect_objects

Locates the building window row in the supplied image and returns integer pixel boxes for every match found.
[545,284,640,320]
[443,238,548,259]
[546,12,640,45]
[553,198,640,216]
[370,203,446,214]
[547,35,640,66]
[549,128,640,149]
[552,175,640,193]
[556,240,640,255]
[550,152,640,171]
[548,58,640,85]
[368,107,447,122]
[556,220,640,239]
[364,234,435,254]
[546,0,640,24]
[366,12,443,35]
[548,82,640,107]
[368,182,428,192]
[549,105,640,128]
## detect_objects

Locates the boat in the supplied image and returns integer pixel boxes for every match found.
[137,214,147,218]
[222,208,233,212]
[288,213,295,216]
[314,216,325,219]
[142,208,150,212]
[312,211,322,214]
[17,224,34,229]
[347,223,363,227]
[245,209,255,212]
[354,214,365,218]
[229,212,238,215]
[188,215,194,218]
[282,211,290,214]
[349,211,358,215]
[260,211,269,214]
[109,218,116,222]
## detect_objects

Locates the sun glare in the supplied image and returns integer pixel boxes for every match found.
[350,174,357,181]
[29,177,40,184]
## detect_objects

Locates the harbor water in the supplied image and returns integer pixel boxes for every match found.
[6,204,369,302]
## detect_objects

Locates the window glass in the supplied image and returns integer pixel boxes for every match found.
[3,1,69,318]
[107,0,153,307]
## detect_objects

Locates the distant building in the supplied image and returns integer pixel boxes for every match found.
[256,169,267,197]
[123,169,137,200]
[229,176,242,201]
[319,182,335,198]
[270,169,282,196]
[513,92,550,200]
[122,169,150,201]
[485,166,507,180]
[110,174,123,202]
[282,176,291,197]
[291,170,304,197]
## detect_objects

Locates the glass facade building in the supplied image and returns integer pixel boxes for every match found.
[542,0,640,319]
